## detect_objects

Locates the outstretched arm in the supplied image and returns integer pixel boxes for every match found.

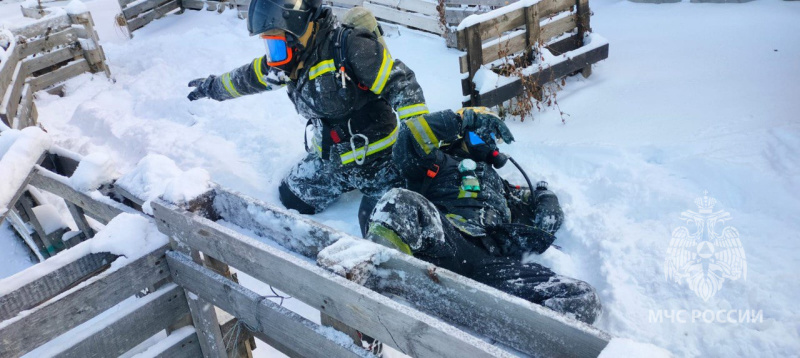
[188,56,286,101]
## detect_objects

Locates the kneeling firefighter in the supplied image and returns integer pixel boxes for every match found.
[187,0,429,216]
[365,107,601,324]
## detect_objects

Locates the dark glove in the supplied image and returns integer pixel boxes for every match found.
[187,76,216,101]
[465,131,496,163]
[458,107,515,144]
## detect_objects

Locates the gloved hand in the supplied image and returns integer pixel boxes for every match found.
[458,107,515,144]
[464,131,497,164]
[187,76,216,101]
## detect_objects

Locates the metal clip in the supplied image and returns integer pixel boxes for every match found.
[338,67,350,89]
[348,119,368,165]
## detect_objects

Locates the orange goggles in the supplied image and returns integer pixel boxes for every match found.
[261,34,293,66]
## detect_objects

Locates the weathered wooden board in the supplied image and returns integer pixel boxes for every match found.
[172,245,228,358]
[54,284,189,358]
[0,45,21,102]
[167,251,374,358]
[457,13,577,72]
[22,46,83,77]
[9,14,72,40]
[204,186,612,357]
[66,201,96,240]
[466,41,608,107]
[0,251,116,321]
[445,7,484,26]
[469,0,573,43]
[364,2,443,35]
[0,153,44,225]
[0,246,170,357]
[1,60,25,127]
[123,0,173,20]
[29,168,135,224]
[27,59,90,92]
[119,0,142,8]
[153,330,203,358]
[152,202,511,358]
[15,83,35,129]
[446,0,516,5]
[368,0,439,17]
[127,0,180,33]
[18,27,79,58]
[211,187,339,257]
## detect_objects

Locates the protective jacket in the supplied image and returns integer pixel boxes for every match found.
[392,110,561,256]
[200,11,428,165]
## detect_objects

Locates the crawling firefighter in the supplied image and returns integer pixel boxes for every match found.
[364,107,602,324]
[187,0,428,216]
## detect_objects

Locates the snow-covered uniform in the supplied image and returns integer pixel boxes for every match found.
[365,109,601,324]
[194,10,428,213]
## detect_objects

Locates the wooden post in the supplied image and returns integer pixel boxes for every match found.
[71,12,112,79]
[463,24,483,106]
[169,238,229,358]
[66,201,96,240]
[523,3,540,63]
[577,0,592,78]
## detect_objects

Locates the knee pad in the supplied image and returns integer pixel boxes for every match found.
[279,181,318,215]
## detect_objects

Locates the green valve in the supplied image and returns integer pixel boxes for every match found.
[461,175,480,192]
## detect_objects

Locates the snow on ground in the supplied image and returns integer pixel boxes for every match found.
[1,0,799,356]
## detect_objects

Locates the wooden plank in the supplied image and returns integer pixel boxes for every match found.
[541,13,577,45]
[476,6,525,43]
[66,201,96,239]
[55,284,189,358]
[153,330,203,358]
[151,202,512,358]
[168,241,228,358]
[22,46,83,77]
[9,14,71,39]
[1,60,25,128]
[15,83,35,129]
[70,12,112,78]
[167,251,374,358]
[127,0,180,33]
[27,59,90,92]
[18,28,79,58]
[463,24,482,104]
[206,186,612,357]
[0,246,170,357]
[445,7,484,26]
[29,168,135,224]
[458,13,577,72]
[472,0,571,43]
[181,0,208,10]
[0,252,115,321]
[0,153,44,226]
[16,191,58,257]
[364,2,443,35]
[576,0,591,77]
[367,0,439,17]
[446,0,514,5]
[119,0,142,8]
[124,0,173,20]
[6,208,45,262]
[471,41,608,108]
[0,44,20,101]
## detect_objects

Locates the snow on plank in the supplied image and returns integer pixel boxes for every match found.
[151,201,513,358]
[0,128,51,222]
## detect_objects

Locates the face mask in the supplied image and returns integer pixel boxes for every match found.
[262,33,294,66]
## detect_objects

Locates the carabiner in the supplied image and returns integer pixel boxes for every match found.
[348,119,369,165]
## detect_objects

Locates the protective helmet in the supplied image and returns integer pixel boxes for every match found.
[247,0,323,37]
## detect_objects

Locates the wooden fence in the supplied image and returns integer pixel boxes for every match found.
[118,0,515,46]
[0,134,612,357]
[457,0,609,108]
[118,0,183,35]
[0,11,110,130]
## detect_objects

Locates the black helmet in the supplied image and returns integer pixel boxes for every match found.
[247,0,323,37]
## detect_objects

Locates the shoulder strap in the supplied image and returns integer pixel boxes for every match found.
[333,26,352,73]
